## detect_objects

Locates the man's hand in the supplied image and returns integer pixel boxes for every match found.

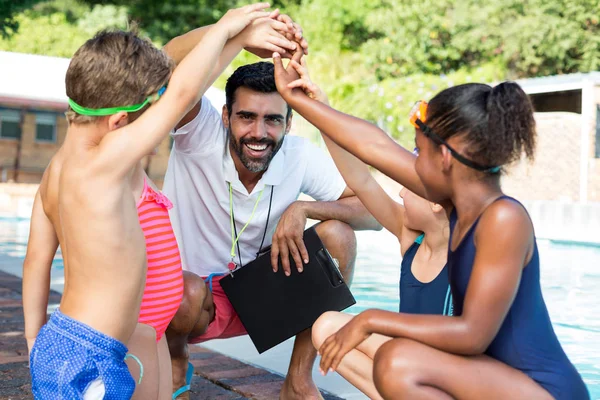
[271,202,310,276]
[243,11,308,59]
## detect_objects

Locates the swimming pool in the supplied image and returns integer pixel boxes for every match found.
[1,217,598,398]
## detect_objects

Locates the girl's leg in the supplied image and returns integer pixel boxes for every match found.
[126,323,159,400]
[157,335,173,400]
[373,338,554,400]
[312,312,391,400]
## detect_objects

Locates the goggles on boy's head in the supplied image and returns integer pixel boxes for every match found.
[67,86,167,117]
[408,100,501,174]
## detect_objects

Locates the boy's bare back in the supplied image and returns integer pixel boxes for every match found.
[40,128,147,343]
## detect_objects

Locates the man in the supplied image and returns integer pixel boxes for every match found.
[163,26,380,400]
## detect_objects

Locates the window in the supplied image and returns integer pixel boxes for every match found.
[35,113,57,142]
[0,109,21,139]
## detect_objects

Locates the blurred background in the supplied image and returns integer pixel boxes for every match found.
[0,1,598,398]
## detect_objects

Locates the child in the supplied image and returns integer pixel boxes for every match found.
[24,13,304,400]
[22,4,273,399]
[273,54,589,399]
[283,57,452,400]
[125,16,302,400]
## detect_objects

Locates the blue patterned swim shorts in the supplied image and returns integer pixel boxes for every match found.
[30,309,135,399]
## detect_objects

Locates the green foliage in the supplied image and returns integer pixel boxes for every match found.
[1,0,599,142]
[0,0,128,57]
[0,0,42,38]
[362,0,600,79]
[78,0,237,45]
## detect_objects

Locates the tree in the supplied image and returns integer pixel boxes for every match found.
[0,0,42,38]
[361,0,600,79]
[0,1,128,57]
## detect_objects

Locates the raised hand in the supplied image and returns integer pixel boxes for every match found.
[243,11,309,59]
[275,13,309,55]
[216,3,272,40]
[286,56,327,103]
[272,49,303,101]
[242,12,296,59]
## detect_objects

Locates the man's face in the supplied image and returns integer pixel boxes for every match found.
[224,87,291,173]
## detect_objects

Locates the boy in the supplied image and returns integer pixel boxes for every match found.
[26,4,272,398]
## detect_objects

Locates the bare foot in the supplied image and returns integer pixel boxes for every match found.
[172,356,190,400]
[280,376,324,400]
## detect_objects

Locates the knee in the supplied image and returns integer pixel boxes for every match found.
[315,220,356,249]
[315,221,357,266]
[373,339,418,398]
[311,311,343,349]
[183,271,208,304]
[168,272,208,333]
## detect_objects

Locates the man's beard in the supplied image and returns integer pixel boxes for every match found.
[228,126,285,173]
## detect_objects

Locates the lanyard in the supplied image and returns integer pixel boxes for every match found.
[229,182,264,262]
[228,182,274,270]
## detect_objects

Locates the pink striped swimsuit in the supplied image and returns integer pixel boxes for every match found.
[136,178,184,342]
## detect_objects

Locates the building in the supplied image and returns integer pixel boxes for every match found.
[503,72,600,203]
[0,51,225,187]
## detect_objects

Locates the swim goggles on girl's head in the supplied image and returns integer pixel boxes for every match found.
[408,100,501,174]
[67,86,167,117]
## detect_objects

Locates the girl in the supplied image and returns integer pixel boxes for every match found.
[127,159,184,400]
[286,58,453,399]
[273,54,589,399]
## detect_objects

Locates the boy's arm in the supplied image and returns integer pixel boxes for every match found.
[164,13,305,130]
[95,4,272,177]
[23,190,58,353]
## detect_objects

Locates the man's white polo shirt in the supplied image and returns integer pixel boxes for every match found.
[163,96,346,277]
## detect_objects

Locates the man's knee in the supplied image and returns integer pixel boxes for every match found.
[314,220,357,278]
[315,220,356,249]
[168,271,208,334]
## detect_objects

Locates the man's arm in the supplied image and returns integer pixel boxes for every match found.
[271,189,381,273]
[294,189,382,231]
[23,190,59,353]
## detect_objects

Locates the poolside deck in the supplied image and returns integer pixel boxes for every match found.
[0,270,343,400]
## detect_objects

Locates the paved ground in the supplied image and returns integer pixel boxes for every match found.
[0,270,343,400]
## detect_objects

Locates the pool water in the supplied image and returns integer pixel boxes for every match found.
[1,218,598,398]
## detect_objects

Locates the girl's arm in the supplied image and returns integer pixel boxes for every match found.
[285,58,407,239]
[273,53,427,200]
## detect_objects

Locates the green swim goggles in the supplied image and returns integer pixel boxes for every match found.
[67,86,167,117]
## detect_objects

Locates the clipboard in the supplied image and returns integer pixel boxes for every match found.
[220,226,356,353]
